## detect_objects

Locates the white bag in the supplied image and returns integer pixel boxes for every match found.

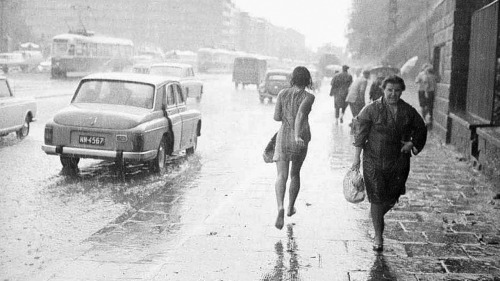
[343,169,365,203]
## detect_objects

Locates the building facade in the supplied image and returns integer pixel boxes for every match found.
[426,0,500,185]
[15,0,305,59]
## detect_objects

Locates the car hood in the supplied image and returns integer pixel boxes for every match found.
[53,103,154,129]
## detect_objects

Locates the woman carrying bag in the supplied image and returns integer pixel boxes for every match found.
[272,66,315,230]
[351,75,427,251]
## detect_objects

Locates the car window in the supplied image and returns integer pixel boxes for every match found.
[73,80,154,109]
[0,80,11,98]
[150,66,184,77]
[166,85,176,106]
[174,84,184,104]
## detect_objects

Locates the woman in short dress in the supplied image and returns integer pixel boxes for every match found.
[351,75,427,251]
[273,66,315,230]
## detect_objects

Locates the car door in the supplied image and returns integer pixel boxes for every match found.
[173,83,190,149]
[0,79,21,132]
[163,84,182,152]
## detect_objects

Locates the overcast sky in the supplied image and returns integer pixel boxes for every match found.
[231,0,352,50]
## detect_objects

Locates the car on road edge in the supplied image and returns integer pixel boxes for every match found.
[41,72,201,172]
[0,76,37,139]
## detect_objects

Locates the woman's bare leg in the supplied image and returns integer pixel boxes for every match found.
[275,161,290,229]
[288,159,304,217]
[371,202,395,248]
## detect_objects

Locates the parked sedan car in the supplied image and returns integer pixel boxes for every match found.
[258,69,292,103]
[142,63,204,102]
[0,76,37,139]
[41,72,201,172]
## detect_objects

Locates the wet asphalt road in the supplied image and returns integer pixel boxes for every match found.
[1,73,499,280]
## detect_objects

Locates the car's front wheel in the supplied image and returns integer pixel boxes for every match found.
[16,117,30,139]
[151,137,166,173]
[60,156,79,170]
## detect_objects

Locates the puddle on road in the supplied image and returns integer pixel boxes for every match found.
[43,153,202,207]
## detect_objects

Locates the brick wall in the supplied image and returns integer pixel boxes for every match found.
[477,128,500,190]
[430,0,455,141]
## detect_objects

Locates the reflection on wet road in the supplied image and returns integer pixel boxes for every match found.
[261,224,301,281]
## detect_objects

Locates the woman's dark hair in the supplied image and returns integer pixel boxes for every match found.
[382,75,406,91]
[290,66,312,89]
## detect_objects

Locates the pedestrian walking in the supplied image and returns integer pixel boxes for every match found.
[272,66,315,230]
[346,69,370,122]
[329,65,353,124]
[351,75,427,251]
[369,75,384,102]
[415,64,437,123]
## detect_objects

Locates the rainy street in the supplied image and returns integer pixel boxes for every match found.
[1,73,499,280]
[1,72,356,280]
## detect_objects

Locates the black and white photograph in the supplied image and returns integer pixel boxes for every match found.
[1,0,499,280]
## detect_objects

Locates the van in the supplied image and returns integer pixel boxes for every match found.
[232,57,267,89]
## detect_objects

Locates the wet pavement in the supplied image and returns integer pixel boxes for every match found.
[1,73,499,280]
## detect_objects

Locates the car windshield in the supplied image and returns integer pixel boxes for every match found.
[73,80,155,109]
[268,74,288,81]
[149,66,184,77]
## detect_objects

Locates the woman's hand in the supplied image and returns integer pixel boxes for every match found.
[295,136,305,147]
[401,141,414,153]
[351,159,361,171]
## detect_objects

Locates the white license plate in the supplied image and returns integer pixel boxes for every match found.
[79,135,105,146]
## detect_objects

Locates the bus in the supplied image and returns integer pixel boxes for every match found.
[197,48,246,73]
[50,31,134,78]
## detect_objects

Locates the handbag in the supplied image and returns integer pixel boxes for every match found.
[263,132,277,163]
[343,169,365,203]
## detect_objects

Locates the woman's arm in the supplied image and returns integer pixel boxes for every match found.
[351,105,373,168]
[274,91,283,121]
[352,146,362,170]
[294,94,315,145]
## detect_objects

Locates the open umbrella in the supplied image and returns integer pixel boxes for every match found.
[400,56,418,75]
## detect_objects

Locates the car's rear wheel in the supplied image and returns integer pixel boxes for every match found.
[186,134,197,155]
[151,137,166,173]
[60,156,80,170]
[16,117,30,139]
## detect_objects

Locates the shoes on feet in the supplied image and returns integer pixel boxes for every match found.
[373,236,383,252]
[372,243,383,252]
[287,207,296,217]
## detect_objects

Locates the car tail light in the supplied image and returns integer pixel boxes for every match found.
[44,127,53,145]
[132,133,144,152]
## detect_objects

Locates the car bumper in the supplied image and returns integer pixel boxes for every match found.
[42,145,157,161]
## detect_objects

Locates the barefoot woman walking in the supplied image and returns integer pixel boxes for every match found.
[273,66,315,230]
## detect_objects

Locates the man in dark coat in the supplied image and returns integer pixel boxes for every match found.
[329,65,353,124]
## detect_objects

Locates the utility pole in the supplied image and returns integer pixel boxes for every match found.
[0,0,6,52]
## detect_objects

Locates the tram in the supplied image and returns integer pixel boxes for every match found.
[50,30,134,78]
